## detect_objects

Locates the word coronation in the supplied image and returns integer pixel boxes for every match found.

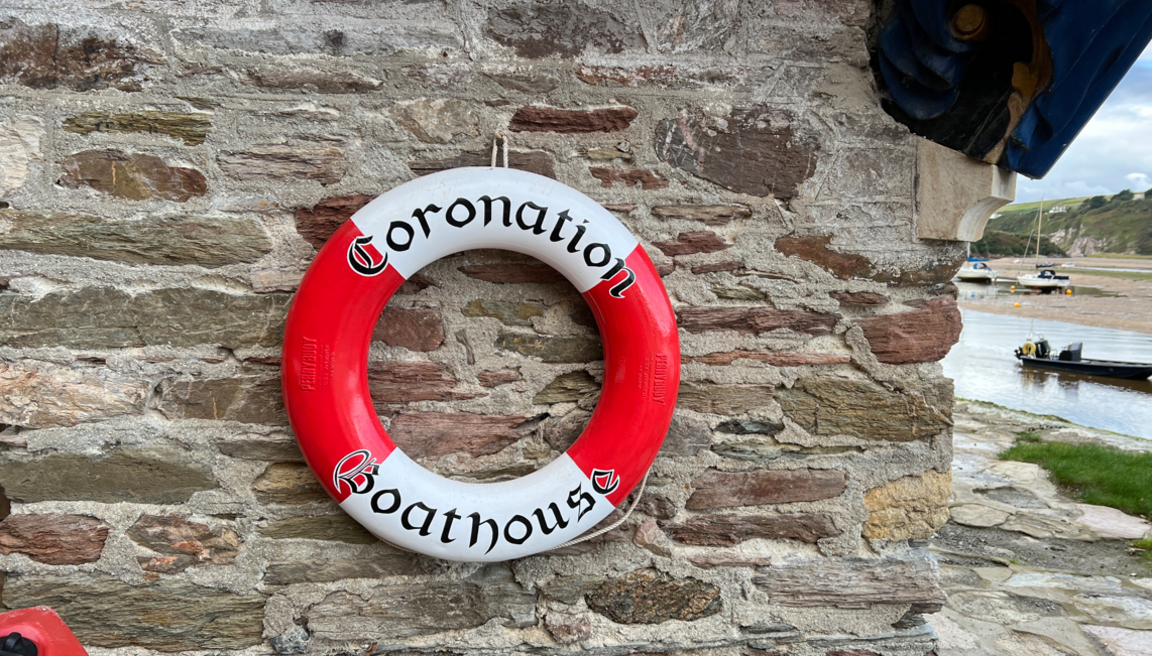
[349,195,638,298]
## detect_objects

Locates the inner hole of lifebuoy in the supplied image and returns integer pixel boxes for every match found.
[368,249,605,482]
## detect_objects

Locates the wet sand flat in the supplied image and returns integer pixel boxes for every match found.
[958,257,1152,335]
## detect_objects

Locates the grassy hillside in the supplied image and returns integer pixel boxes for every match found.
[987,190,1152,255]
[971,231,1066,257]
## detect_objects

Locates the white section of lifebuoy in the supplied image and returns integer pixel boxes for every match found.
[348,168,639,293]
[339,452,615,561]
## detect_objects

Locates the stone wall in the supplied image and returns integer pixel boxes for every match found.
[0,0,962,654]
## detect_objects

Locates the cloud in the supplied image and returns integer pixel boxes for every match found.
[1015,42,1152,202]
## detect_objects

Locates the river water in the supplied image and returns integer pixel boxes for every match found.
[943,308,1152,439]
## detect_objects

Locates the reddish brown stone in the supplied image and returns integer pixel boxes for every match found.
[388,412,542,459]
[589,167,669,190]
[601,203,637,213]
[686,469,847,509]
[477,370,521,387]
[509,106,637,133]
[60,150,207,202]
[665,513,840,545]
[656,108,818,198]
[458,263,565,284]
[409,151,556,179]
[686,350,851,366]
[0,514,109,565]
[830,291,890,307]
[677,307,839,336]
[656,262,676,277]
[856,298,962,364]
[372,307,444,352]
[368,362,479,404]
[650,205,752,225]
[652,231,732,257]
[0,21,148,91]
[127,515,241,573]
[691,261,746,275]
[776,234,872,279]
[295,194,373,248]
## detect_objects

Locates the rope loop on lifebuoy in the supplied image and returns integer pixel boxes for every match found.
[282,167,680,561]
[491,131,508,168]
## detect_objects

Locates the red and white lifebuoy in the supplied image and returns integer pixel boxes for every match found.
[282,167,679,561]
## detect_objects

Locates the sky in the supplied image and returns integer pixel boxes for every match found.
[1015,42,1152,203]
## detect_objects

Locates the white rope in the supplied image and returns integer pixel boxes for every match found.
[548,469,650,551]
[490,132,508,168]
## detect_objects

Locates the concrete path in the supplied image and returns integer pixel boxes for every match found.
[932,402,1152,656]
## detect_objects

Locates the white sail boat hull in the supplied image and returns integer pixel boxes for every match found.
[1017,276,1068,289]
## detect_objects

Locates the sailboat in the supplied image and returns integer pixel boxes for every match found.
[1017,198,1069,292]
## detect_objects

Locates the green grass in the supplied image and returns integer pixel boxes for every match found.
[1068,269,1152,282]
[1087,253,1152,260]
[1000,441,1152,519]
[1132,538,1152,574]
[1001,197,1090,213]
[1015,430,1042,443]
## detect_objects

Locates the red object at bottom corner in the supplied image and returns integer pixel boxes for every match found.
[0,607,87,656]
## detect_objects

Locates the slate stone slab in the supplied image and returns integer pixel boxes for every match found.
[305,564,537,640]
[4,574,267,650]
[0,287,291,349]
[0,449,215,504]
[0,209,271,267]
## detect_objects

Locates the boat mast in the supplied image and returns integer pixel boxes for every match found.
[1035,198,1044,265]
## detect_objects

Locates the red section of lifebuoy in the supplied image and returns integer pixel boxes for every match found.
[282,168,679,560]
[0,607,88,656]
[282,220,401,499]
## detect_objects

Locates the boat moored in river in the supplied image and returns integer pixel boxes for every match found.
[955,258,998,283]
[1017,268,1071,292]
[1015,338,1152,380]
